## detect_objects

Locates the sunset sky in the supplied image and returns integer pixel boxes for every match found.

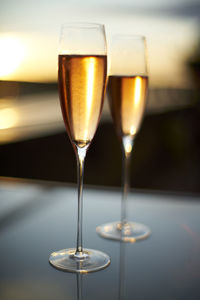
[0,0,199,88]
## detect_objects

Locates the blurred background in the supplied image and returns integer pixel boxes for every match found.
[0,0,200,193]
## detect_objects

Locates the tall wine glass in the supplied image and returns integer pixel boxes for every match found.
[49,23,110,272]
[96,34,151,242]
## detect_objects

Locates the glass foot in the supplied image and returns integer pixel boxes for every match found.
[49,248,110,273]
[96,221,151,242]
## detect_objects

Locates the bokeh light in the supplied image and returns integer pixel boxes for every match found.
[0,35,25,78]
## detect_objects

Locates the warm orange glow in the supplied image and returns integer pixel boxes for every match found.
[129,76,142,135]
[0,36,25,77]
[84,57,96,140]
[123,135,133,155]
[86,58,95,111]
[134,76,142,106]
[130,126,136,135]
[124,141,132,154]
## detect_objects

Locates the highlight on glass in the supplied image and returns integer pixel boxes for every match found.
[96,34,151,242]
[49,23,110,272]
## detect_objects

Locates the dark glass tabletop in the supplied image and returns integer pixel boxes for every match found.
[0,177,200,300]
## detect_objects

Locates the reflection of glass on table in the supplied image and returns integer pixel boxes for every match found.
[118,242,126,300]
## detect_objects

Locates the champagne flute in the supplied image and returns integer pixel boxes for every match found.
[49,23,110,272]
[96,34,151,242]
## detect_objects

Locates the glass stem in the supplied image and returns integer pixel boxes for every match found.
[121,136,134,227]
[75,145,88,256]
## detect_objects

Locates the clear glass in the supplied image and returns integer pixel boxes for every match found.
[49,23,110,272]
[96,35,151,242]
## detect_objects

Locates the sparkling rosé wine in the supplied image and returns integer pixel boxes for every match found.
[58,54,107,148]
[108,75,148,137]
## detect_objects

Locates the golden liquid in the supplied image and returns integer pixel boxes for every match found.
[108,75,148,137]
[58,54,107,148]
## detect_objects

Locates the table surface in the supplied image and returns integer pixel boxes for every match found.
[0,177,200,300]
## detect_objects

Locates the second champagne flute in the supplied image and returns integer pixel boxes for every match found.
[49,23,110,272]
[96,34,151,242]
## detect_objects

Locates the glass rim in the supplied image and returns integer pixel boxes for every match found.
[60,22,105,29]
[111,34,146,41]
